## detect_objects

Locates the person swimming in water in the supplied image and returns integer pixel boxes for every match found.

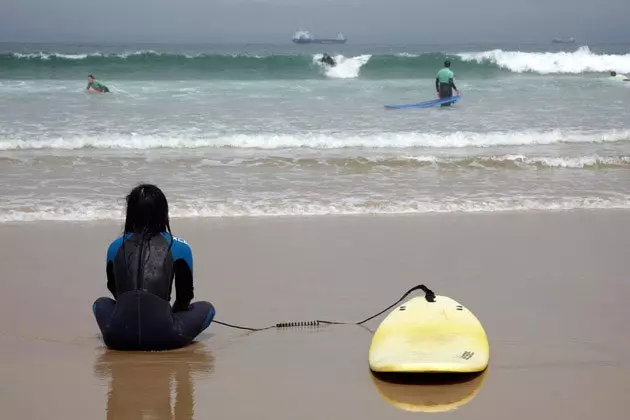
[610,71,629,81]
[320,53,336,67]
[92,184,215,351]
[86,74,110,92]
[435,59,461,106]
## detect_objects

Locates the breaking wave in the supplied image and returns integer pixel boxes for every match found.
[1,129,629,151]
[1,46,627,79]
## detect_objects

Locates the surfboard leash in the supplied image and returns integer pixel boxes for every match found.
[213,284,436,332]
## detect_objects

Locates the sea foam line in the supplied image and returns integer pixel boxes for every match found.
[2,196,629,223]
[402,154,630,168]
[1,129,629,151]
[6,154,628,170]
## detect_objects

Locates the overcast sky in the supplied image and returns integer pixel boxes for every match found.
[2,0,629,44]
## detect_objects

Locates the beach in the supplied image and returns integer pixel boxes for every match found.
[1,210,629,419]
[1,39,629,419]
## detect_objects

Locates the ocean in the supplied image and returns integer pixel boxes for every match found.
[1,42,629,222]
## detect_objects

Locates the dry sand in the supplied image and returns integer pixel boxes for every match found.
[1,210,629,419]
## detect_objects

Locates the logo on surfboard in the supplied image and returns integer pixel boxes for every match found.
[460,351,475,360]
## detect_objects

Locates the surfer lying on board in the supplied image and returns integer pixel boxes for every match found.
[92,183,215,351]
[610,71,629,81]
[86,74,110,93]
[320,53,336,67]
[435,59,460,106]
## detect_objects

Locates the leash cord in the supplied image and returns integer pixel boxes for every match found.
[213,284,435,332]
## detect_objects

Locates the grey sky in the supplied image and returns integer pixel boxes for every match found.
[2,0,629,44]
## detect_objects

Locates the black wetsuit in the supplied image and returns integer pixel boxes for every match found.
[321,54,336,67]
[92,232,215,351]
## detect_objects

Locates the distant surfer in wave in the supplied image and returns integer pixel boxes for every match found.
[435,59,460,107]
[86,74,110,93]
[610,71,629,81]
[92,184,215,351]
[320,53,336,67]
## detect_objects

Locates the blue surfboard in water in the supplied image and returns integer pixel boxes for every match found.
[384,95,461,109]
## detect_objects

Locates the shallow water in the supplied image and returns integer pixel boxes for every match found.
[1,42,629,222]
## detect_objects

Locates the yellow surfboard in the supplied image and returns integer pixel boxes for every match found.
[368,294,489,373]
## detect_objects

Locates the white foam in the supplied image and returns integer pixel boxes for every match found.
[401,155,440,164]
[485,155,630,168]
[313,54,372,79]
[10,50,165,60]
[114,50,162,59]
[1,129,628,151]
[3,152,628,170]
[190,154,630,169]
[12,52,99,60]
[2,196,629,223]
[458,46,630,74]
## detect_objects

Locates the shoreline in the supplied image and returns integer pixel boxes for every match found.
[2,206,630,227]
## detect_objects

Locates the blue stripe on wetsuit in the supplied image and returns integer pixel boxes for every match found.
[106,232,193,271]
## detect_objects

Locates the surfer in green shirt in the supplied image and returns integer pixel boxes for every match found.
[435,59,460,106]
[86,75,110,93]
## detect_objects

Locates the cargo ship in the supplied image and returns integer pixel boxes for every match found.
[292,30,347,44]
[552,37,575,44]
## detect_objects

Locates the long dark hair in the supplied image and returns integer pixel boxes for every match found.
[122,184,174,277]
[124,183,172,236]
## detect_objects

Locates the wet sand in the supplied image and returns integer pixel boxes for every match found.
[1,210,629,419]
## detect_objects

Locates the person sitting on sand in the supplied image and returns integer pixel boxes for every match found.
[86,74,110,92]
[92,183,215,351]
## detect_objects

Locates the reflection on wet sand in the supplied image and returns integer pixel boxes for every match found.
[370,369,488,413]
[93,343,214,420]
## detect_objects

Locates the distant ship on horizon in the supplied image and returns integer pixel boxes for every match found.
[292,30,347,44]
[552,37,576,44]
